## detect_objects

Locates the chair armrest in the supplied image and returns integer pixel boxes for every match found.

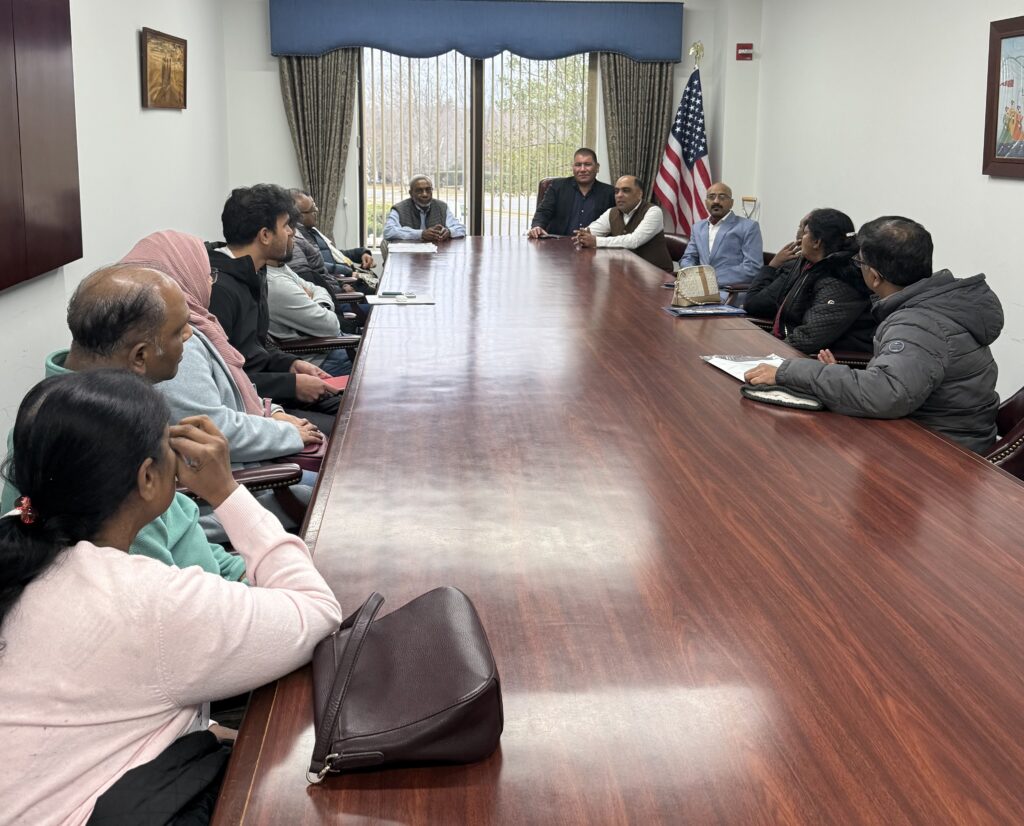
[747,316,773,333]
[175,463,303,502]
[274,334,361,354]
[722,285,747,307]
[332,291,366,303]
[829,350,871,369]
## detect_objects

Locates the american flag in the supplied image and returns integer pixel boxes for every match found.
[654,68,711,236]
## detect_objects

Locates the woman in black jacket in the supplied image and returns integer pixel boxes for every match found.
[744,208,875,355]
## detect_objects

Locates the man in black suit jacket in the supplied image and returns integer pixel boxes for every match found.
[528,148,615,238]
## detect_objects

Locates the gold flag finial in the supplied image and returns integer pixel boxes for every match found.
[689,41,704,69]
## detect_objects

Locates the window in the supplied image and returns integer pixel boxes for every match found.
[360,49,591,244]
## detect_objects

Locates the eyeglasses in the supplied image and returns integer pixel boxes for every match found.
[852,257,868,269]
[706,193,732,201]
[300,205,319,215]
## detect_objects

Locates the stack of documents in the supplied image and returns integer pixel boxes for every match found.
[701,354,785,381]
[386,242,437,253]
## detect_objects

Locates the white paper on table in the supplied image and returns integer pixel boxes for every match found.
[365,294,435,305]
[701,353,785,382]
[385,242,438,253]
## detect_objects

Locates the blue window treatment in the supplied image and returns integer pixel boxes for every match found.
[269,0,683,63]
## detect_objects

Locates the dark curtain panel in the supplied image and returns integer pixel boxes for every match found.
[279,48,358,238]
[599,54,675,199]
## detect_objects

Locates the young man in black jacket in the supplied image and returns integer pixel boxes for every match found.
[208,183,343,434]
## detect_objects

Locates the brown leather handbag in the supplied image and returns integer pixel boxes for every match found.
[308,587,503,782]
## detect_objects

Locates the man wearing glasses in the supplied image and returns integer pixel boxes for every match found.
[680,181,763,297]
[291,190,375,277]
[745,216,1004,454]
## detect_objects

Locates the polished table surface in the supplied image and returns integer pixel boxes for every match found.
[214,237,1024,825]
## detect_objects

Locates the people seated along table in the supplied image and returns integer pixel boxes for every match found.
[0,263,245,582]
[528,147,615,238]
[208,183,342,435]
[121,231,324,472]
[382,174,466,243]
[573,174,674,272]
[744,208,875,355]
[0,371,343,824]
[680,181,763,300]
[745,216,1004,454]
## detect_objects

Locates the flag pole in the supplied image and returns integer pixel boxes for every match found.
[688,41,704,70]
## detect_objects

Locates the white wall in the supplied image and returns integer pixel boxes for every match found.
[756,0,1024,397]
[221,0,362,248]
[0,0,231,454]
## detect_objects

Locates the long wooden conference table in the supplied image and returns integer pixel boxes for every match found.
[214,237,1024,824]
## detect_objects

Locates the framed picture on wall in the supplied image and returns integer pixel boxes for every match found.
[983,15,1024,177]
[140,28,187,110]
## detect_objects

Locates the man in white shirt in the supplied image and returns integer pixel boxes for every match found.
[574,175,674,271]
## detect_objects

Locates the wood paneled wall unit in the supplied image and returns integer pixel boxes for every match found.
[0,0,81,293]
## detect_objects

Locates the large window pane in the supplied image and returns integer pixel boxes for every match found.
[361,49,589,242]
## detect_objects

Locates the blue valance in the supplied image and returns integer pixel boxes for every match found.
[269,0,684,63]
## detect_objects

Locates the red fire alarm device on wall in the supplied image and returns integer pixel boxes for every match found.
[736,43,753,61]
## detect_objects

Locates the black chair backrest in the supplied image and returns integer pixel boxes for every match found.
[664,233,686,263]
[536,177,557,205]
[997,384,1024,437]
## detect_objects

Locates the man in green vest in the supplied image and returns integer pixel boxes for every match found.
[574,175,674,272]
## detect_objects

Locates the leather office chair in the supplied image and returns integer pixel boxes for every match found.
[176,463,309,531]
[985,385,1024,480]
[271,333,361,357]
[665,233,687,263]
[537,177,557,205]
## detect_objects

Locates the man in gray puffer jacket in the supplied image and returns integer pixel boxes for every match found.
[745,216,1003,453]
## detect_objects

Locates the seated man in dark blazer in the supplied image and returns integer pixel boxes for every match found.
[527,147,615,238]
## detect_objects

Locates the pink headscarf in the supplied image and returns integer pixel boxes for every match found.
[121,230,266,416]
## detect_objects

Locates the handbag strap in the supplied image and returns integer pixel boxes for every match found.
[309,592,385,777]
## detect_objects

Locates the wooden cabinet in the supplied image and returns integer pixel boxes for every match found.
[0,0,81,292]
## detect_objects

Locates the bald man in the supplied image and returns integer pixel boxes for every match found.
[1,263,247,582]
[574,175,674,272]
[680,181,763,295]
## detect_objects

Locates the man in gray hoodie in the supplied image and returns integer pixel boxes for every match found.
[745,216,1003,453]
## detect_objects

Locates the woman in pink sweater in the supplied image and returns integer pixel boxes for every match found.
[0,370,343,825]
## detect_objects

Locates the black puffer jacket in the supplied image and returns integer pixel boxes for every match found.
[744,252,875,354]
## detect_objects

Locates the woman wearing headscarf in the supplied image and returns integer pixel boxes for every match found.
[744,208,876,355]
[121,230,321,466]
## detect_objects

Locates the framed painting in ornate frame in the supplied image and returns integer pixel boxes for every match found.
[140,28,187,110]
[983,15,1024,178]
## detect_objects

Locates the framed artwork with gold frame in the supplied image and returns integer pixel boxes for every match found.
[140,28,187,110]
[983,15,1024,178]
